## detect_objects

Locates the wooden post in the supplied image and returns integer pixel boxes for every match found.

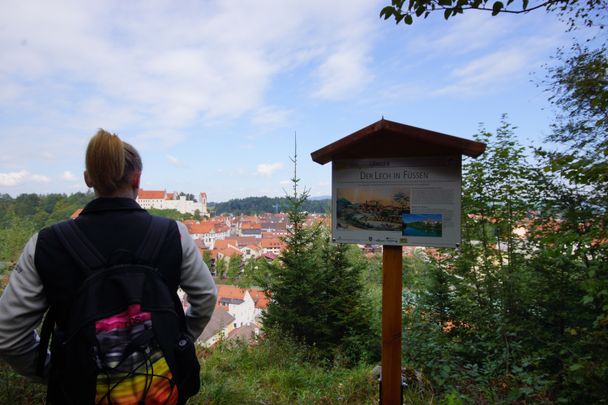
[382,245,403,405]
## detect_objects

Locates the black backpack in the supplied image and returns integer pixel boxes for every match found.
[37,217,200,405]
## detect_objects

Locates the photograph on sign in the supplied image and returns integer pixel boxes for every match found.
[402,213,442,237]
[336,187,410,232]
[332,157,461,247]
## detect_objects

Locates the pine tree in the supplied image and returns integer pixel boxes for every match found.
[262,139,324,346]
[319,235,378,363]
[262,138,377,363]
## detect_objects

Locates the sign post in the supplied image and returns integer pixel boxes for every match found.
[382,245,403,405]
[311,119,485,405]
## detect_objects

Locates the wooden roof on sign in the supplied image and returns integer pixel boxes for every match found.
[310,118,486,165]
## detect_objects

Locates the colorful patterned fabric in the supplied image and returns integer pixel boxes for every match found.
[94,304,178,405]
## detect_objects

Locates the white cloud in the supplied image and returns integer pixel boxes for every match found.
[416,13,512,55]
[62,170,76,181]
[314,47,371,100]
[432,47,530,97]
[0,0,382,201]
[166,155,187,168]
[0,0,380,133]
[252,106,291,128]
[30,174,51,182]
[0,170,50,186]
[370,12,565,102]
[256,162,284,176]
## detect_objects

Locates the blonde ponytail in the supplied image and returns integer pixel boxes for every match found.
[85,129,142,195]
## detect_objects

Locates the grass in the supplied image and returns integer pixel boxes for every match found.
[1,335,444,404]
[192,336,379,405]
[0,336,379,405]
[0,363,46,405]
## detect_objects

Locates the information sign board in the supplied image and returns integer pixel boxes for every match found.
[332,156,461,247]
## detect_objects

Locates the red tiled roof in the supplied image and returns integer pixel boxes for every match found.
[216,285,268,309]
[215,239,238,249]
[249,289,269,309]
[138,189,166,199]
[216,285,247,305]
[214,223,230,233]
[260,238,285,249]
[188,222,215,234]
[263,252,278,261]
[241,223,261,230]
[218,247,242,258]
[236,237,259,247]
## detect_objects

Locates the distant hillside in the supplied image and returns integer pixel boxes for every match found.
[209,196,330,215]
[0,192,95,263]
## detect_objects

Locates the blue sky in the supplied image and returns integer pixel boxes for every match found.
[0,0,577,202]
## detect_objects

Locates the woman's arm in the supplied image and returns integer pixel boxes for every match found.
[0,234,49,382]
[175,222,217,340]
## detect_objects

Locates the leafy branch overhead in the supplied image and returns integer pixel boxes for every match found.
[380,0,606,26]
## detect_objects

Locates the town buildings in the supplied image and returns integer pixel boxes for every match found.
[196,285,268,347]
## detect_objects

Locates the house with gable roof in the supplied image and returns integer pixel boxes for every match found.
[187,222,216,248]
[215,284,268,327]
[213,222,231,240]
[214,239,238,250]
[260,238,286,255]
[248,288,269,319]
[198,307,236,347]
[215,246,243,264]
[216,285,256,327]
[240,244,262,260]
[240,222,262,238]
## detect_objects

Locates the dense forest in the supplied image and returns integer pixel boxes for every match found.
[209,196,330,215]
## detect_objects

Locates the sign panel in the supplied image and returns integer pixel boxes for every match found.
[332,156,461,247]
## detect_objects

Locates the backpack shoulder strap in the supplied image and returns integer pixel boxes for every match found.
[36,306,55,378]
[135,217,187,331]
[38,221,106,378]
[135,216,171,265]
[52,220,106,275]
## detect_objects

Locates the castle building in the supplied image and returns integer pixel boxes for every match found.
[137,189,208,216]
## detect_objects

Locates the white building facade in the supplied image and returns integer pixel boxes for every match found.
[137,190,208,216]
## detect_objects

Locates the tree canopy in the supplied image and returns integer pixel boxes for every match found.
[380,0,607,28]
